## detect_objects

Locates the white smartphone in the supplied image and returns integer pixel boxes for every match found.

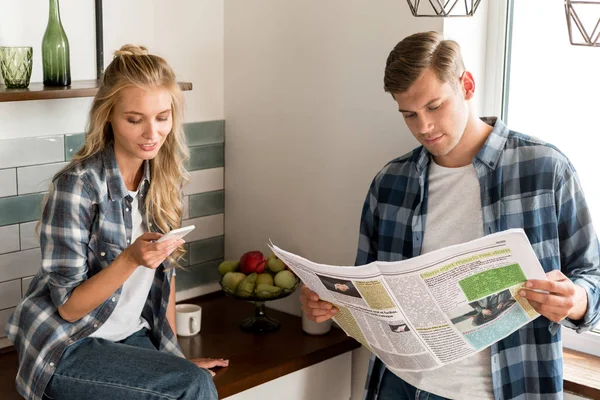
[156,225,195,243]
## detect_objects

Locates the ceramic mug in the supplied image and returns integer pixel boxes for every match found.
[176,304,202,336]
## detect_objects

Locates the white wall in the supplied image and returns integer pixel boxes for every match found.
[0,0,224,140]
[443,1,490,117]
[224,2,441,398]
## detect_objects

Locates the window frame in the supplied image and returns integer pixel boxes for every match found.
[483,0,600,357]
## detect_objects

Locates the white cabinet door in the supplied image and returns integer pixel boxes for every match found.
[224,352,352,400]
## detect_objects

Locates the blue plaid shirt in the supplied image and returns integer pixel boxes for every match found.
[5,144,183,400]
[358,118,600,399]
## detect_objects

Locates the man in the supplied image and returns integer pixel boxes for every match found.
[300,31,600,399]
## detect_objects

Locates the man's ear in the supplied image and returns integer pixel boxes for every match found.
[461,71,475,100]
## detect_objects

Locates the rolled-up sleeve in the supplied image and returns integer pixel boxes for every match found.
[40,172,94,308]
[555,161,600,332]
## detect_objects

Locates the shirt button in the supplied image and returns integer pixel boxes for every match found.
[127,239,131,244]
[111,297,116,302]
[93,323,98,328]
[126,208,130,212]
[49,362,55,367]
[100,252,106,257]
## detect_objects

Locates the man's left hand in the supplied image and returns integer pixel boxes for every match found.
[520,270,588,323]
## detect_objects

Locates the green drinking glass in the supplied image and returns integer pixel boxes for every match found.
[0,47,33,89]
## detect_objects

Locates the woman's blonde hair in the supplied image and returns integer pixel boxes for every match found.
[42,44,189,267]
[384,31,465,94]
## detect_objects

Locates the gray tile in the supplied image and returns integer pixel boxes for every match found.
[187,143,224,171]
[0,225,20,255]
[0,279,21,309]
[20,221,39,250]
[0,248,41,282]
[0,193,45,227]
[189,236,224,265]
[185,120,224,147]
[189,190,224,218]
[182,195,190,219]
[0,169,17,198]
[180,243,190,267]
[64,133,85,161]
[21,276,34,297]
[176,259,222,292]
[17,162,68,195]
[0,135,64,169]
[0,308,15,338]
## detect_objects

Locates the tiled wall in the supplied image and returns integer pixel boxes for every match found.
[0,120,225,346]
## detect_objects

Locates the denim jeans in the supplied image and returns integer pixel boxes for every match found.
[43,329,217,400]
[378,368,449,400]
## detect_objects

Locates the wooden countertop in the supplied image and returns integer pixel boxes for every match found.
[0,292,359,399]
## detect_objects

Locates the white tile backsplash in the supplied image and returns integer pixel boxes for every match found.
[0,135,64,169]
[17,162,68,195]
[21,276,34,297]
[19,221,39,250]
[0,280,21,309]
[0,169,17,198]
[0,225,20,255]
[183,168,224,196]
[182,214,224,242]
[0,308,15,339]
[0,248,40,282]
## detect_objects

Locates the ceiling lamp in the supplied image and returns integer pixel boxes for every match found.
[565,0,600,47]
[406,0,482,17]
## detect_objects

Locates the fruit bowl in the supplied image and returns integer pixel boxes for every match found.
[218,252,301,333]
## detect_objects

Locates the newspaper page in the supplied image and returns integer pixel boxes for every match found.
[269,228,547,372]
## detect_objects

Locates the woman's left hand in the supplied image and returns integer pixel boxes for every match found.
[191,358,229,377]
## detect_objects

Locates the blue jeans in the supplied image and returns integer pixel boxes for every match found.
[378,368,449,400]
[43,329,217,400]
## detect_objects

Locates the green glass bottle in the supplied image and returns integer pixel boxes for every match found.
[42,0,71,86]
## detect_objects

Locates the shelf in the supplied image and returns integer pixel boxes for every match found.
[0,80,193,102]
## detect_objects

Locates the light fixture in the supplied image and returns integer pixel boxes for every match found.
[565,0,600,47]
[406,0,482,17]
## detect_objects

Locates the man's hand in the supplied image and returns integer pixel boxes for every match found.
[300,285,338,323]
[482,309,492,316]
[520,270,588,323]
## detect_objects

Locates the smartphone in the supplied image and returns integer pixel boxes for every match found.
[156,225,196,243]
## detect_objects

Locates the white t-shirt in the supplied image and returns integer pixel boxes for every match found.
[90,190,156,342]
[393,159,494,400]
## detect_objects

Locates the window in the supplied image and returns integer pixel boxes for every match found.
[486,0,600,356]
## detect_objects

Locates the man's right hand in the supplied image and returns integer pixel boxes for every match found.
[300,285,339,323]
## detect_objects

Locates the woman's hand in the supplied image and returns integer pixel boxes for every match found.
[121,232,184,269]
[191,358,229,377]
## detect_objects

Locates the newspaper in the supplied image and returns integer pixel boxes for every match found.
[269,228,547,372]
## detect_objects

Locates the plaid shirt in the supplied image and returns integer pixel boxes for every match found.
[5,144,183,400]
[358,118,600,400]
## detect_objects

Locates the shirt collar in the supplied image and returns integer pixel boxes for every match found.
[414,117,508,174]
[102,143,151,201]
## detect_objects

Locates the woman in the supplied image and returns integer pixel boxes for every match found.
[6,45,227,400]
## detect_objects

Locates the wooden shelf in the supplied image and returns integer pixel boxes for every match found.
[0,80,193,102]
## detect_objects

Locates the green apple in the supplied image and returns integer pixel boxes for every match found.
[218,260,240,276]
[274,270,296,290]
[267,257,286,273]
[256,273,274,286]
[222,272,246,292]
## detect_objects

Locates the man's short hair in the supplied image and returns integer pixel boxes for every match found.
[384,31,466,94]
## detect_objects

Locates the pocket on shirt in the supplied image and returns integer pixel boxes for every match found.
[88,234,123,269]
[500,191,559,259]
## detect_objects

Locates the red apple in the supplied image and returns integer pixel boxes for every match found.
[239,251,266,274]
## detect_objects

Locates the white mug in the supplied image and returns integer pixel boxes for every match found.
[302,311,332,335]
[176,304,202,336]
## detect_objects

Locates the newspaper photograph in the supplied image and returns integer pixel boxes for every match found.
[269,228,547,372]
